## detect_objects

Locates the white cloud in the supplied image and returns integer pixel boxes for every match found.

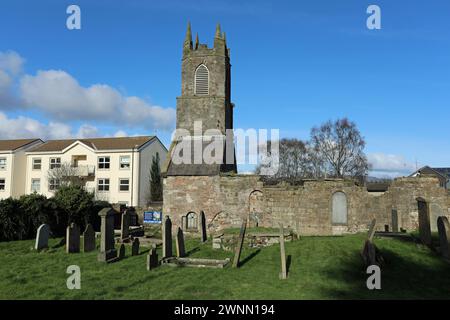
[0,112,100,140]
[0,50,176,133]
[0,51,24,76]
[368,153,416,178]
[114,130,128,137]
[19,69,175,130]
[76,124,99,139]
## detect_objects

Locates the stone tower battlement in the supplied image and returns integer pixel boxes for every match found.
[177,23,233,136]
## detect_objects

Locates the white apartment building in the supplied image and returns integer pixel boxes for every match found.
[0,139,44,200]
[23,136,167,207]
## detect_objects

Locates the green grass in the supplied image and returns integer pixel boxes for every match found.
[0,233,449,299]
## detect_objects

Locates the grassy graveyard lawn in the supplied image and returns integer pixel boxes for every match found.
[1,232,449,299]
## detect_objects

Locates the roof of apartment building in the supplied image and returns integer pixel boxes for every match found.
[410,166,450,180]
[0,139,42,152]
[28,136,157,153]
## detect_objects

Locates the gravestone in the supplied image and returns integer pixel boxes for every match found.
[162,216,173,258]
[391,209,399,232]
[83,224,96,252]
[131,238,140,256]
[200,211,207,242]
[147,248,159,270]
[118,244,125,259]
[35,224,50,250]
[437,216,450,259]
[417,198,432,246]
[279,224,287,280]
[66,223,80,253]
[176,227,186,257]
[121,210,130,240]
[367,219,377,241]
[98,208,117,262]
[232,219,247,268]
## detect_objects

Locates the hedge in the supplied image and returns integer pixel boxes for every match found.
[0,185,110,242]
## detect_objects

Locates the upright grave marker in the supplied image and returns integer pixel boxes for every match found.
[279,223,287,280]
[35,224,50,250]
[98,208,117,262]
[66,223,80,253]
[118,244,125,259]
[417,198,432,246]
[232,219,247,268]
[391,209,399,232]
[147,248,159,270]
[121,210,130,240]
[437,216,450,259]
[163,216,173,258]
[83,223,96,252]
[176,227,186,257]
[200,211,207,242]
[132,238,140,256]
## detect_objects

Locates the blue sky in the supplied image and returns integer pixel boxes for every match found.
[0,0,449,176]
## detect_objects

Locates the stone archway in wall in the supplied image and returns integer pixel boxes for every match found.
[417,197,432,246]
[248,190,264,228]
[182,212,198,232]
[430,203,443,233]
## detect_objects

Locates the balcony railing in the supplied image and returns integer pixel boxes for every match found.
[73,165,95,177]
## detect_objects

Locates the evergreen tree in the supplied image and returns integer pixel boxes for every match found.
[149,152,163,202]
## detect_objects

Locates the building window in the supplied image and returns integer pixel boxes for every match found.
[48,179,60,191]
[32,158,42,170]
[332,191,348,225]
[186,212,198,230]
[98,178,110,192]
[31,179,41,193]
[0,158,6,170]
[98,156,110,169]
[194,64,209,95]
[119,178,130,191]
[49,158,61,169]
[119,156,130,169]
[0,178,5,191]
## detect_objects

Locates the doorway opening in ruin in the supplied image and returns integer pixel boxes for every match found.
[430,203,443,232]
[417,197,432,246]
[249,190,264,228]
[184,212,198,231]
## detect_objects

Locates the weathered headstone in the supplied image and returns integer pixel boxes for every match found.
[232,219,247,268]
[279,223,287,280]
[97,208,117,262]
[391,209,399,232]
[176,227,186,257]
[66,223,80,253]
[118,244,125,259]
[437,216,450,259]
[83,223,96,252]
[147,248,159,270]
[121,210,130,240]
[367,218,377,241]
[362,240,377,267]
[35,224,50,250]
[162,215,173,258]
[417,198,432,246]
[131,238,140,256]
[200,211,207,242]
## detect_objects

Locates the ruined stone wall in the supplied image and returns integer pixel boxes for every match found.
[163,175,450,236]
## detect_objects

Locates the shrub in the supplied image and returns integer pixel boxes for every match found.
[0,198,24,241]
[53,185,95,232]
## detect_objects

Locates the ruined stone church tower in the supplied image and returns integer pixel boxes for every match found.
[164,22,236,175]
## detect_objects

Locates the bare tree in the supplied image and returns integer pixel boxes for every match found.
[310,118,369,179]
[256,138,310,182]
[47,162,84,188]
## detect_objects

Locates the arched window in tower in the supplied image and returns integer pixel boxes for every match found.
[195,64,209,95]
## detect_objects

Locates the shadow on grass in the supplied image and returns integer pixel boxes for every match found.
[239,249,261,267]
[319,245,450,299]
[52,238,66,249]
[287,255,292,275]
[186,247,200,257]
